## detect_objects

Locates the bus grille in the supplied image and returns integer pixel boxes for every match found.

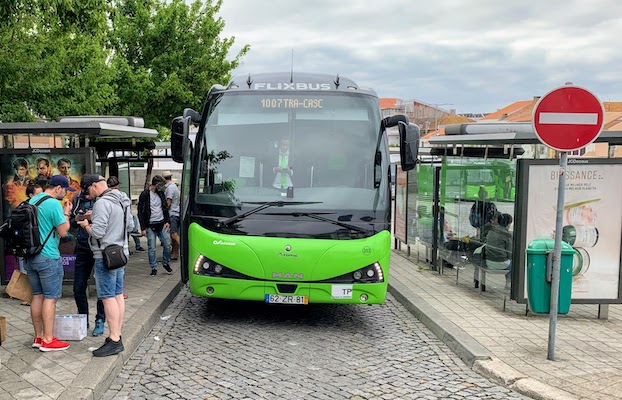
[276,284,298,294]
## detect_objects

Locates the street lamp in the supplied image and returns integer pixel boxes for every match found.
[432,103,453,133]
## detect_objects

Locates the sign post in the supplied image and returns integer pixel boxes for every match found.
[532,85,604,360]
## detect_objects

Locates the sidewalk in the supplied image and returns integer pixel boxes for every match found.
[3,243,621,400]
[0,248,182,400]
[389,243,622,400]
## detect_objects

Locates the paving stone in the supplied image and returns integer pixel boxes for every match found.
[104,288,526,399]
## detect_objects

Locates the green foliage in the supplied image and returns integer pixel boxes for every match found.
[108,0,249,128]
[0,0,249,129]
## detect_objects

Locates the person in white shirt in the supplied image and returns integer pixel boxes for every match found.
[162,171,180,261]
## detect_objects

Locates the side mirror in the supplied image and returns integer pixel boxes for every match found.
[399,122,419,171]
[382,114,409,128]
[171,115,191,163]
[183,108,201,123]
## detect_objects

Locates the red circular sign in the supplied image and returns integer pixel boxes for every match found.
[532,85,604,151]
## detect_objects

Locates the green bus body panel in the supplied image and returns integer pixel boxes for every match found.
[187,222,390,304]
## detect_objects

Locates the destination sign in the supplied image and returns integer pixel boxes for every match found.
[260,98,324,109]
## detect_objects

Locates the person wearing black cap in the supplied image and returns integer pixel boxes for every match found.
[77,174,134,357]
[138,175,172,276]
[71,175,106,337]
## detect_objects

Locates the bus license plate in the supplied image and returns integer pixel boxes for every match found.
[265,294,308,305]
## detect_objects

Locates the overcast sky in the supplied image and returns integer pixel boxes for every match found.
[218,0,622,114]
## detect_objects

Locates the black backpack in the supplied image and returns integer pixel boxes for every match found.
[469,200,498,228]
[0,195,55,258]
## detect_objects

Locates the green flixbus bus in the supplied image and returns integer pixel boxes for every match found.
[171,72,418,305]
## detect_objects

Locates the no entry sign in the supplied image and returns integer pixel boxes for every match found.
[532,86,604,152]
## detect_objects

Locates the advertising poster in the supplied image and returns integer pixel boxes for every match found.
[523,159,622,301]
[0,149,94,284]
[394,165,408,243]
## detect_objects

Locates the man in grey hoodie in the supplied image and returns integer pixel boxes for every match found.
[77,174,134,357]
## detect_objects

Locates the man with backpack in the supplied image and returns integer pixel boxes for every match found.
[25,175,75,351]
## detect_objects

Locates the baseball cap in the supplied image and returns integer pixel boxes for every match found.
[107,176,120,187]
[81,174,104,192]
[50,175,76,192]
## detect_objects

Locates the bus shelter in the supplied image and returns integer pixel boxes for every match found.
[394,122,622,314]
[0,117,158,284]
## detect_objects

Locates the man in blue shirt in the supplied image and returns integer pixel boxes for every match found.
[25,175,75,352]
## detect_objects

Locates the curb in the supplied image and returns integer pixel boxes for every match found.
[387,280,493,367]
[57,274,182,400]
[389,251,578,400]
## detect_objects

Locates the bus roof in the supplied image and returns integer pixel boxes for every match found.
[225,72,378,97]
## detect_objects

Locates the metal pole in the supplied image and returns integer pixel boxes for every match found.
[548,151,567,360]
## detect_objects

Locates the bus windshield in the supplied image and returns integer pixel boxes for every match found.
[194,91,387,224]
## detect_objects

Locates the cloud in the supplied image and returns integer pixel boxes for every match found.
[219,0,622,112]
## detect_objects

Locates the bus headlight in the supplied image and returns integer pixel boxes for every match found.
[192,254,250,279]
[321,261,385,284]
[194,255,207,274]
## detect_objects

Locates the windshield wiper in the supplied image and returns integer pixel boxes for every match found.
[218,201,323,227]
[287,212,372,234]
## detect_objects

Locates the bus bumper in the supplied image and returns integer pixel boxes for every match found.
[189,276,387,304]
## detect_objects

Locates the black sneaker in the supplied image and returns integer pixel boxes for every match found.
[163,263,173,274]
[135,246,146,251]
[150,269,157,277]
[92,337,124,357]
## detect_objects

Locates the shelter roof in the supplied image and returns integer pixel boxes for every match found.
[429,122,622,147]
[0,118,158,139]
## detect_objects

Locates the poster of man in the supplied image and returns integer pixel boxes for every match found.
[0,149,93,283]
[35,157,53,179]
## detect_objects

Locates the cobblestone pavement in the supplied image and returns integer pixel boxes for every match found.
[103,287,528,400]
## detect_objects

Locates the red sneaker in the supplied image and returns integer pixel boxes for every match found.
[32,337,42,348]
[40,337,70,352]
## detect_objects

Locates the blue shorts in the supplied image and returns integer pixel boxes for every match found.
[94,258,125,299]
[25,255,64,299]
[169,215,180,234]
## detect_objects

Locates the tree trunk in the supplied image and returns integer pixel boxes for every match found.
[145,156,154,189]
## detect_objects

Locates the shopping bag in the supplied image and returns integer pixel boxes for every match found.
[0,315,6,345]
[53,314,87,341]
[6,270,33,303]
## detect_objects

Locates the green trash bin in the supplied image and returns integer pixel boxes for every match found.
[526,239,575,314]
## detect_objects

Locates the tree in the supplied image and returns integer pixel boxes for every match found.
[0,0,114,122]
[108,0,249,185]
[108,0,249,130]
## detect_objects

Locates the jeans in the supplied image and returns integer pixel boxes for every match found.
[18,257,27,273]
[147,226,171,269]
[24,254,63,299]
[94,258,125,299]
[132,215,142,248]
[73,245,105,321]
